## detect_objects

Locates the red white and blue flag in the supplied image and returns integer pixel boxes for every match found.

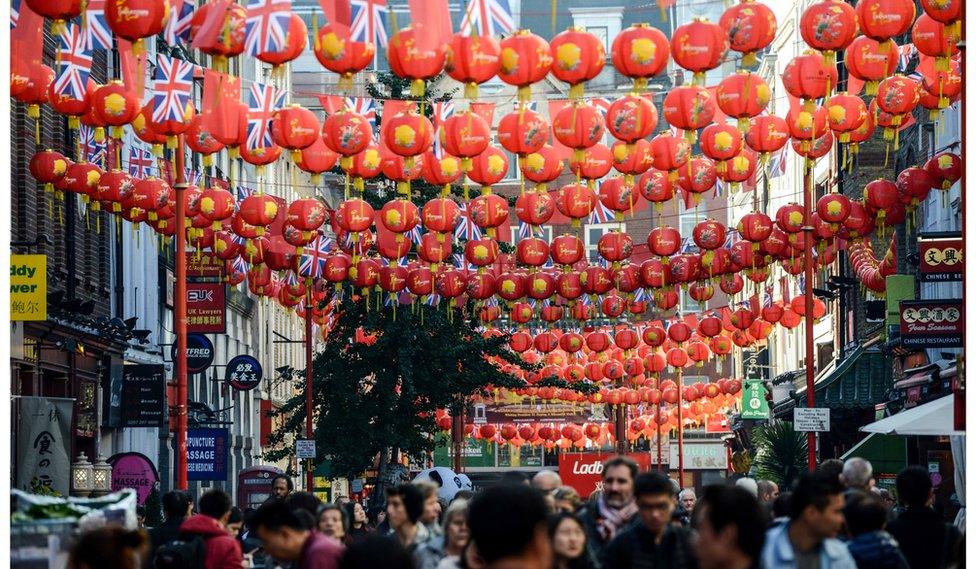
[245,0,292,56]
[590,98,611,116]
[165,0,196,45]
[232,256,249,277]
[54,24,93,101]
[350,0,389,48]
[299,234,334,278]
[723,229,740,248]
[454,202,483,241]
[897,43,917,72]
[84,0,113,50]
[236,185,256,202]
[588,201,615,224]
[768,148,787,179]
[459,0,515,37]
[432,101,455,157]
[247,82,286,151]
[345,97,377,130]
[80,125,106,164]
[128,146,155,178]
[11,0,20,29]
[763,285,773,308]
[153,54,194,124]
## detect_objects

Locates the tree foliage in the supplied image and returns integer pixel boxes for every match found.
[751,420,808,487]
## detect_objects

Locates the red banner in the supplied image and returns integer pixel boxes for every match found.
[558,451,658,499]
[187,282,227,334]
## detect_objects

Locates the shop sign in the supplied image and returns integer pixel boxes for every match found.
[15,397,73,496]
[108,452,159,505]
[467,392,598,424]
[186,252,225,280]
[433,433,496,468]
[10,254,46,321]
[918,234,962,282]
[899,300,963,348]
[669,441,728,470]
[187,282,226,334]
[558,452,655,498]
[121,364,166,427]
[740,379,769,420]
[187,427,229,481]
[172,334,216,374]
[226,355,263,391]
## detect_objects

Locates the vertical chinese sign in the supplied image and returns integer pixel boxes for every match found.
[16,397,74,495]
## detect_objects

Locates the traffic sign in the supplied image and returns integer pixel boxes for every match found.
[794,408,830,432]
[296,439,316,459]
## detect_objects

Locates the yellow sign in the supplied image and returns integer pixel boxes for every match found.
[10,255,47,321]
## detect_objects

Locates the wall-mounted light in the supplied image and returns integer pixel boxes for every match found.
[71,452,93,497]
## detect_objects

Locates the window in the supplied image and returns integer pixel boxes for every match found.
[678,202,703,238]
[586,26,609,50]
[679,287,703,314]
[570,8,623,52]
[511,225,552,246]
[504,150,520,181]
[584,223,624,262]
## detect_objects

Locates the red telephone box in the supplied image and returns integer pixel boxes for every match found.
[238,465,285,511]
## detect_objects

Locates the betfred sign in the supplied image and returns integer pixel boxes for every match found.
[558,452,656,499]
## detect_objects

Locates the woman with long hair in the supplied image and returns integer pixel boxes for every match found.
[344,501,372,542]
[548,512,594,569]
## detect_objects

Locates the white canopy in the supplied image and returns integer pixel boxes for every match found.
[860,395,965,437]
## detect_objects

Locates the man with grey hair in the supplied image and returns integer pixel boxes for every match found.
[841,458,874,493]
[735,476,759,497]
[531,469,562,493]
[757,480,779,506]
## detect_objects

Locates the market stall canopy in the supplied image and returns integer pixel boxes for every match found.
[861,395,964,437]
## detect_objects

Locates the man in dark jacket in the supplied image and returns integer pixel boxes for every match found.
[180,489,245,569]
[844,491,909,569]
[601,472,697,569]
[578,456,640,565]
[251,499,344,569]
[886,466,961,569]
[149,491,193,553]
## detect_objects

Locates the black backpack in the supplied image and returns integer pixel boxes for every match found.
[153,534,208,569]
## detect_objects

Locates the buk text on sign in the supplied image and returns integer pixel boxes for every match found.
[10,255,46,321]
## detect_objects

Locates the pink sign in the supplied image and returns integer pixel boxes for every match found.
[109,453,159,505]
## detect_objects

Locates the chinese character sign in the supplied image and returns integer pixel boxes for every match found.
[10,254,47,321]
[16,397,74,495]
[740,379,769,420]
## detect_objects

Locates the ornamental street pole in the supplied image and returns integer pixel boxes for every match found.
[452,412,463,474]
[676,371,684,484]
[803,161,817,471]
[174,135,189,490]
[305,287,315,492]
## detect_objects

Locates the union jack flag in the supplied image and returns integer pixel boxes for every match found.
[247,82,286,151]
[763,285,773,308]
[84,0,113,50]
[454,202,483,241]
[232,256,249,277]
[897,43,917,72]
[679,237,697,254]
[797,274,806,295]
[432,101,455,158]
[516,221,543,241]
[588,202,615,224]
[768,149,787,179]
[185,169,202,187]
[80,125,106,164]
[633,287,647,303]
[714,179,729,198]
[54,24,93,101]
[245,0,292,56]
[236,185,256,201]
[723,229,740,248]
[345,97,376,130]
[300,235,334,278]
[350,0,389,48]
[452,253,477,272]
[11,0,19,29]
[459,0,515,37]
[128,146,155,178]
[153,54,194,124]
[407,225,423,245]
[165,0,196,45]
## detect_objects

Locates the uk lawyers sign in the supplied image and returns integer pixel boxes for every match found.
[187,428,229,481]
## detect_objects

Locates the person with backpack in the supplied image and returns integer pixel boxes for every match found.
[151,491,194,554]
[157,489,244,569]
[886,466,962,569]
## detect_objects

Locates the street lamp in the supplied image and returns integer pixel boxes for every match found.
[71,452,93,497]
[91,456,112,497]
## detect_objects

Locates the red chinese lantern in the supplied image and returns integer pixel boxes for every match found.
[599,176,639,219]
[715,150,758,192]
[383,109,434,166]
[670,18,729,85]
[918,57,961,110]
[825,93,868,143]
[60,162,102,201]
[817,193,852,228]
[782,51,839,110]
[864,178,899,224]
[345,145,383,191]
[272,104,320,160]
[647,226,682,260]
[314,23,375,89]
[552,101,605,159]
[791,131,834,163]
[445,33,501,99]
[737,212,774,249]
[799,0,859,64]
[16,64,55,123]
[785,106,829,147]
[912,14,959,70]
[598,231,633,264]
[549,27,606,99]
[297,138,340,185]
[469,193,509,239]
[497,108,550,157]
[700,124,743,166]
[606,95,658,143]
[720,0,777,67]
[649,132,692,181]
[465,239,500,268]
[517,238,550,267]
[844,37,899,95]
[611,140,654,182]
[611,24,670,90]
[924,152,961,190]
[47,78,93,131]
[520,146,564,192]
[551,234,585,266]
[856,0,916,43]
[387,27,447,97]
[676,157,717,205]
[693,219,727,251]
[716,71,771,132]
[514,191,555,228]
[105,0,168,51]
[92,81,140,138]
[921,0,961,36]
[719,273,745,295]
[776,203,804,234]
[130,177,170,220]
[875,75,920,139]
[379,199,420,240]
[421,151,462,193]
[191,3,246,61]
[257,13,306,69]
[468,146,511,192]
[185,114,225,166]
[744,115,790,158]
[440,110,491,171]
[29,150,70,193]
[663,86,716,142]
[637,168,675,212]
[421,198,460,238]
[335,198,374,235]
[381,152,425,195]
[498,30,554,102]
[322,110,373,167]
[896,167,936,209]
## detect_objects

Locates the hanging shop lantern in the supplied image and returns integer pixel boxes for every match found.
[440,110,491,172]
[610,24,670,90]
[516,237,550,267]
[637,168,675,212]
[383,109,435,168]
[105,0,170,52]
[855,0,916,43]
[912,14,959,71]
[549,27,606,99]
[670,18,729,85]
[598,176,640,220]
[782,51,838,110]
[647,226,682,261]
[272,104,321,160]
[387,27,447,97]
[185,114,226,167]
[648,132,692,181]
[421,151,462,193]
[551,234,585,267]
[344,144,383,192]
[569,144,614,188]
[744,114,790,159]
[29,150,70,193]
[699,124,743,167]
[467,145,510,193]
[844,36,899,96]
[297,138,340,185]
[314,23,376,89]
[825,92,868,143]
[191,2,246,62]
[498,30,554,102]
[611,140,654,182]
[520,145,564,192]
[606,95,658,144]
[715,149,757,192]
[514,190,556,228]
[924,152,961,190]
[552,101,606,160]
[715,71,771,132]
[554,183,596,228]
[445,32,501,99]
[675,157,717,206]
[720,0,777,67]
[469,193,510,238]
[92,81,140,139]
[663,86,716,143]
[799,0,859,64]
[322,109,374,168]
[497,108,550,158]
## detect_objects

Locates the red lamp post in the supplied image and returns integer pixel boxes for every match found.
[174,135,189,490]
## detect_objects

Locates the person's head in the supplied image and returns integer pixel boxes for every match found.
[633,472,676,536]
[757,480,779,504]
[334,495,351,506]
[818,459,844,483]
[772,491,793,519]
[386,483,425,529]
[68,527,149,569]
[442,499,470,552]
[547,512,587,563]
[199,489,233,524]
[875,488,895,510]
[453,490,475,503]
[285,492,322,530]
[844,491,888,537]
[841,458,874,490]
[338,534,414,569]
[734,477,758,497]
[162,490,193,520]
[789,471,846,540]
[271,475,294,499]
[136,506,146,527]
[367,506,385,527]
[318,503,347,540]
[345,501,367,527]
[468,484,551,568]
[500,471,530,485]
[251,500,313,562]
[414,480,441,525]
[691,485,766,569]
[678,488,697,512]
[226,507,244,537]
[552,486,582,514]
[896,466,934,509]
[601,455,639,508]
[532,470,563,493]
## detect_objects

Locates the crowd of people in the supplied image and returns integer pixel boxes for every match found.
[66,458,963,569]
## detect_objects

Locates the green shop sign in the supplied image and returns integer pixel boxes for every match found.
[740,379,770,420]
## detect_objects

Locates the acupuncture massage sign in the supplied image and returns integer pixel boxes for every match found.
[187,427,230,481]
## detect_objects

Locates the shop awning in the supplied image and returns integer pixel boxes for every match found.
[774,347,892,415]
[840,433,907,475]
[861,395,965,437]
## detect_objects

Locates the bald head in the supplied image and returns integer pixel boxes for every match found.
[531,470,562,493]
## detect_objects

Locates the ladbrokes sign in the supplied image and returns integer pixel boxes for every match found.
[557,451,661,498]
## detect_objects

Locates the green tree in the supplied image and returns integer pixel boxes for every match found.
[751,420,809,487]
